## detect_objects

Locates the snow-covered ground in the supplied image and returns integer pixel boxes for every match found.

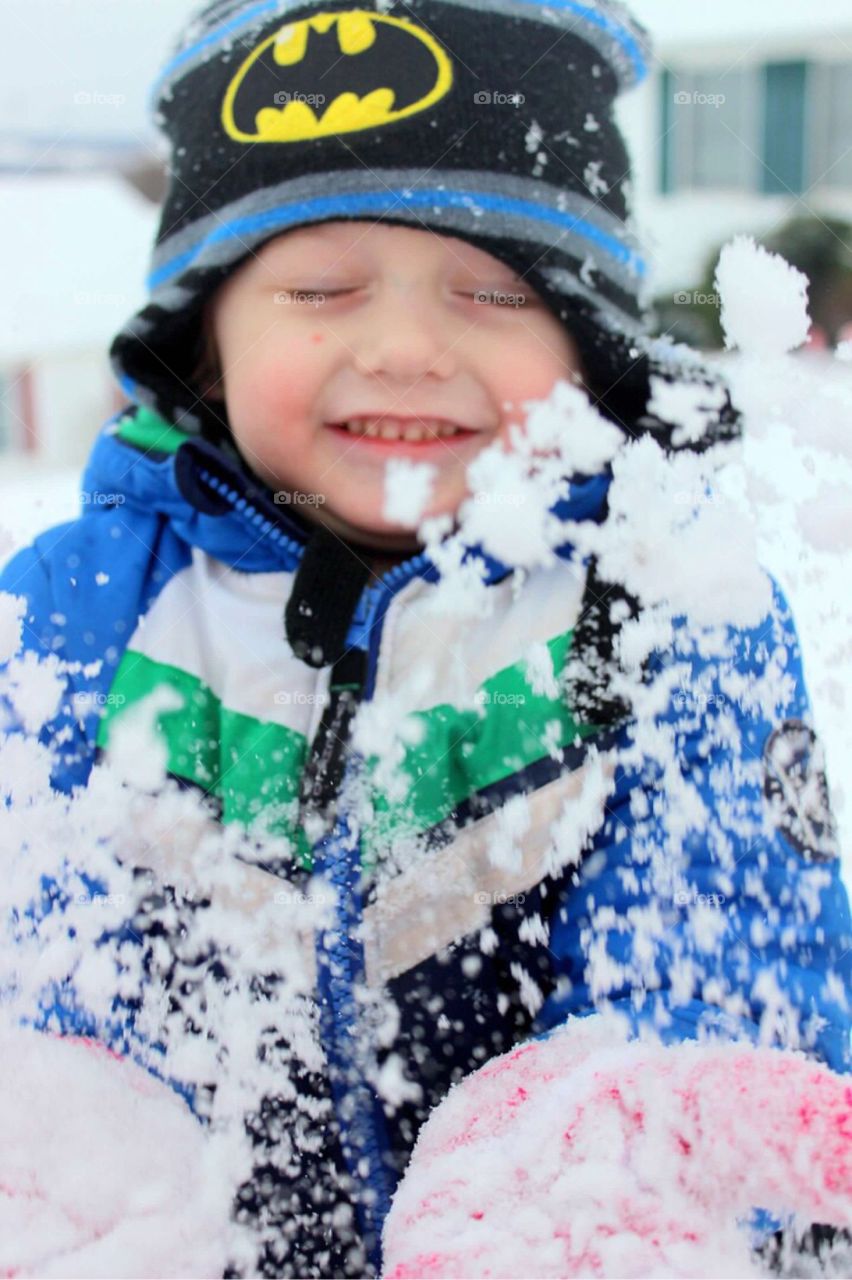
[0,457,81,558]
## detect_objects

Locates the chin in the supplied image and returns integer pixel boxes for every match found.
[314,503,421,551]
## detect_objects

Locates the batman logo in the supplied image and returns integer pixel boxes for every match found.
[222,9,454,143]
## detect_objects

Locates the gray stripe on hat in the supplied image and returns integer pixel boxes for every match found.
[152,0,650,101]
[538,265,650,336]
[148,168,645,303]
[429,0,650,90]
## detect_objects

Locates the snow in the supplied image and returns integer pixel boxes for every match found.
[0,234,851,1275]
[715,236,811,357]
[0,174,154,360]
[1,0,201,139]
[574,434,772,629]
[0,739,329,1274]
[0,592,25,665]
[0,459,82,553]
[0,174,155,361]
[0,1024,233,1278]
[382,1018,852,1279]
[382,457,437,526]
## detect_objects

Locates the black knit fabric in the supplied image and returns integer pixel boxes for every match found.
[109,0,653,434]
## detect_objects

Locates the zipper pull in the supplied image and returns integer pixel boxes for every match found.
[284,525,372,668]
[298,646,368,828]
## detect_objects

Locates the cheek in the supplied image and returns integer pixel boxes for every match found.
[492,351,566,411]
[230,337,325,425]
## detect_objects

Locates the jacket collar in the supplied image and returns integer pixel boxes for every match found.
[81,404,611,581]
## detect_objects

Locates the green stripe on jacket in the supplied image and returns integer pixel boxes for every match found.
[97,629,597,877]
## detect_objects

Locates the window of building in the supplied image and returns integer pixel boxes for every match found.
[660,58,852,196]
[809,61,852,189]
[762,61,807,194]
[660,67,761,193]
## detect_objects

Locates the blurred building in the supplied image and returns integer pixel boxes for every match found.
[0,147,158,464]
[620,3,852,308]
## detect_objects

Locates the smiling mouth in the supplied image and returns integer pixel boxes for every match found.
[325,415,481,443]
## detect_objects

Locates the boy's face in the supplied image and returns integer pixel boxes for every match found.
[205,220,584,551]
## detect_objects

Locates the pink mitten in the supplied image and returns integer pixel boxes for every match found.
[0,1026,231,1278]
[383,1018,852,1279]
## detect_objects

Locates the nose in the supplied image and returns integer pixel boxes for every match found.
[351,285,458,382]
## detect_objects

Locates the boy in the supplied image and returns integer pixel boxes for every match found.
[1,0,850,1276]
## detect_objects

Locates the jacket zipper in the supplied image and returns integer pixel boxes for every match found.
[189,454,434,1268]
[307,551,436,1273]
[196,465,308,566]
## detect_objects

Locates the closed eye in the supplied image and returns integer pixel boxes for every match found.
[276,287,363,299]
[456,289,538,306]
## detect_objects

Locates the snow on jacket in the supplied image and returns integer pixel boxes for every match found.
[1,401,850,1276]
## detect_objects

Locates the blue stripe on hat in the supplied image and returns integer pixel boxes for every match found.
[149,0,281,107]
[151,0,646,100]
[148,188,646,290]
[539,0,646,82]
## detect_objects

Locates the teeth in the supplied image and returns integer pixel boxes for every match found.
[339,416,469,440]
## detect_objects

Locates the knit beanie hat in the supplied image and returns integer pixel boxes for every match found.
[109,0,742,724]
[110,0,658,437]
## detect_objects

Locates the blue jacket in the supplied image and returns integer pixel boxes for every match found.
[1,402,850,1276]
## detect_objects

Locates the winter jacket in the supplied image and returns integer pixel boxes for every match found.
[1,400,850,1277]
